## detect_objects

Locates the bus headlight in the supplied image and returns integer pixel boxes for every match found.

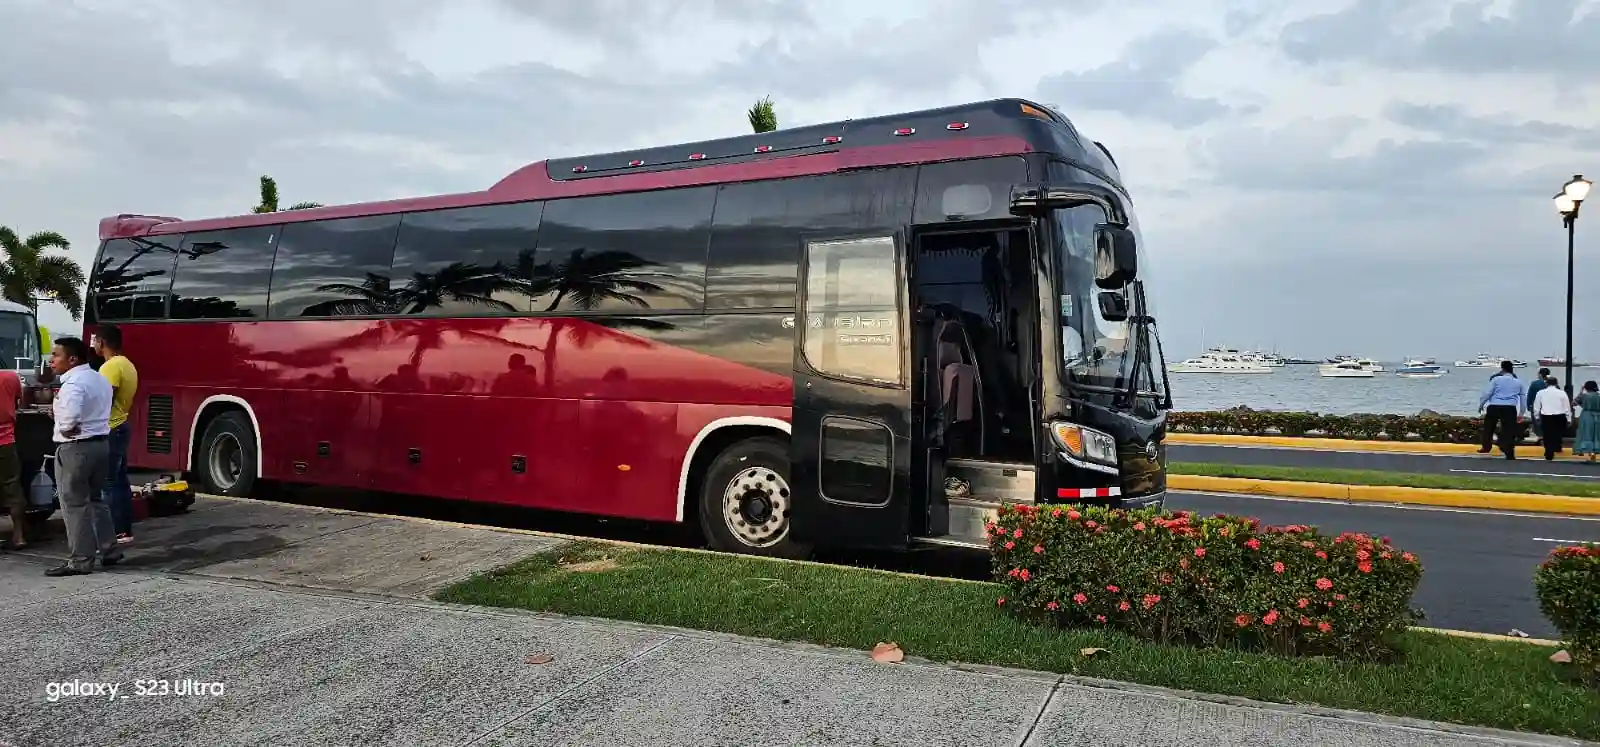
[1048,421,1119,468]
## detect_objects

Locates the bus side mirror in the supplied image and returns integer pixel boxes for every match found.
[1093,225,1137,289]
[1096,292,1129,322]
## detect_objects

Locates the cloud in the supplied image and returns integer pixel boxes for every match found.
[1385,102,1600,151]
[1038,28,1247,129]
[1280,0,1600,77]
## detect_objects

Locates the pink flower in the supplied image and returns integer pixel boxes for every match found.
[1096,615,1107,623]
[1316,551,1328,560]
[1296,598,1309,609]
[1334,594,1345,601]
[1086,520,1099,529]
[984,522,996,535]
[1012,528,1023,538]
[1004,541,1015,550]
[1051,508,1063,517]
[1300,541,1316,548]
[1318,621,1332,633]
[1073,593,1088,605]
[1245,538,1261,550]
[1180,558,1190,570]
[1235,614,1253,627]
[1142,594,1161,609]
[1046,601,1060,611]
[1106,584,1120,593]
[1402,552,1417,563]
[1133,522,1146,531]
[1272,561,1285,574]
[1068,510,1082,520]
[1300,617,1312,627]
[1033,544,1045,554]
[1219,527,1231,536]
[1020,569,1034,581]
[1194,547,1207,558]
[997,597,1006,606]
[1118,600,1131,612]
[1358,562,1373,574]
[1356,550,1370,561]
[1263,610,1280,626]
[1315,578,1333,591]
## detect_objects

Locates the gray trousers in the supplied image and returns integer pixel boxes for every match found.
[57,438,114,570]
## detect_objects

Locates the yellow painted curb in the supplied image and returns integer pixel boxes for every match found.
[1168,432,1591,460]
[1168,475,1600,516]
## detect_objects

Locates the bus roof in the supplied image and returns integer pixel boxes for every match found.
[0,300,33,315]
[100,98,1114,241]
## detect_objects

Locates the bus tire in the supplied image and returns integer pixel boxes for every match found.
[697,436,810,560]
[196,411,258,497]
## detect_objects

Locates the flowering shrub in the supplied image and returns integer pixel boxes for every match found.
[989,504,1423,659]
[1169,409,1528,444]
[1535,543,1600,686]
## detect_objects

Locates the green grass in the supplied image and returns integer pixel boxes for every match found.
[437,541,1600,740]
[1171,462,1600,498]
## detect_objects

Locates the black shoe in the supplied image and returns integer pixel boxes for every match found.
[101,552,124,567]
[45,566,91,577]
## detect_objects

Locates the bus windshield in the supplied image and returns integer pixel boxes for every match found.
[1053,203,1131,390]
[0,311,39,371]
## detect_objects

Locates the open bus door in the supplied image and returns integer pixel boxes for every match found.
[788,233,914,551]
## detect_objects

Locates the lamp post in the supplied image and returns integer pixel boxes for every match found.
[1555,174,1592,395]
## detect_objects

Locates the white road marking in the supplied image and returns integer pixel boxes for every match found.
[1172,489,1600,522]
[1532,537,1598,545]
[1449,468,1599,479]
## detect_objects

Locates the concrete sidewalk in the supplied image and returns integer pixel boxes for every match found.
[1,498,1591,746]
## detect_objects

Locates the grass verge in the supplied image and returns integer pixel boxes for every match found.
[436,541,1600,740]
[1171,462,1600,498]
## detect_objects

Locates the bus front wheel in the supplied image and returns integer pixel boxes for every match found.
[197,411,258,497]
[697,437,810,560]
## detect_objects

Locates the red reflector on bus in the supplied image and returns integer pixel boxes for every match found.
[822,136,842,144]
[571,165,587,173]
[689,153,707,160]
[628,160,644,167]
[946,122,969,130]
[893,127,915,136]
[754,145,773,153]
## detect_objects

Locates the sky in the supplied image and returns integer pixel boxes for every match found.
[2,0,1597,363]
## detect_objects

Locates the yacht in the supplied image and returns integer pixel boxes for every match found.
[1396,359,1445,378]
[1353,358,1385,373]
[1455,354,1498,368]
[1170,353,1274,374]
[1319,361,1376,378]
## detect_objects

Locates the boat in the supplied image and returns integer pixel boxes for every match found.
[1454,353,1499,368]
[1396,360,1445,378]
[1319,361,1375,378]
[1282,356,1321,365]
[1537,356,1598,367]
[1353,358,1385,373]
[1170,352,1274,374]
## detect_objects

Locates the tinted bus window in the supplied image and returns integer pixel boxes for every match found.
[532,187,714,313]
[168,226,278,319]
[268,215,402,318]
[89,234,183,322]
[913,156,1028,224]
[390,202,543,317]
[707,168,917,311]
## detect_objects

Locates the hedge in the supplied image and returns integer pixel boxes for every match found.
[1169,409,1531,444]
[988,504,1423,660]
[1536,543,1600,686]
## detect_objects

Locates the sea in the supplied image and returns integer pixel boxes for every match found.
[1170,363,1600,416]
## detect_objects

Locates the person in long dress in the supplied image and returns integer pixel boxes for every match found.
[1574,380,1600,463]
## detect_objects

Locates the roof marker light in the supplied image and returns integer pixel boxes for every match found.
[893,127,915,136]
[571,165,588,173]
[689,153,707,160]
[822,135,842,144]
[628,159,644,167]
[946,122,969,130]
[754,145,773,153]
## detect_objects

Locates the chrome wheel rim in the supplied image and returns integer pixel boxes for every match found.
[721,466,790,548]
[208,432,244,490]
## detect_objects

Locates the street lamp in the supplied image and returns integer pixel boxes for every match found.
[1555,174,1592,395]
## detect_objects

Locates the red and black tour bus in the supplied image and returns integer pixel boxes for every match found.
[86,97,1172,558]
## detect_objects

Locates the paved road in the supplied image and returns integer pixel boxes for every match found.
[1171,443,1600,480]
[1166,491,1600,638]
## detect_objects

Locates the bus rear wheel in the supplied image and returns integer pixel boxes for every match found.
[197,411,258,497]
[697,437,810,560]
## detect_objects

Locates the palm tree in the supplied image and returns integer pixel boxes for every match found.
[0,225,86,319]
[252,175,322,213]
[748,96,778,133]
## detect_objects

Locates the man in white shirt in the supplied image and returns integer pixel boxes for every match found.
[1533,375,1574,462]
[45,336,120,576]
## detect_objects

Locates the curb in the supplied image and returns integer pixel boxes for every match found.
[1168,432,1591,460]
[1167,474,1600,516]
